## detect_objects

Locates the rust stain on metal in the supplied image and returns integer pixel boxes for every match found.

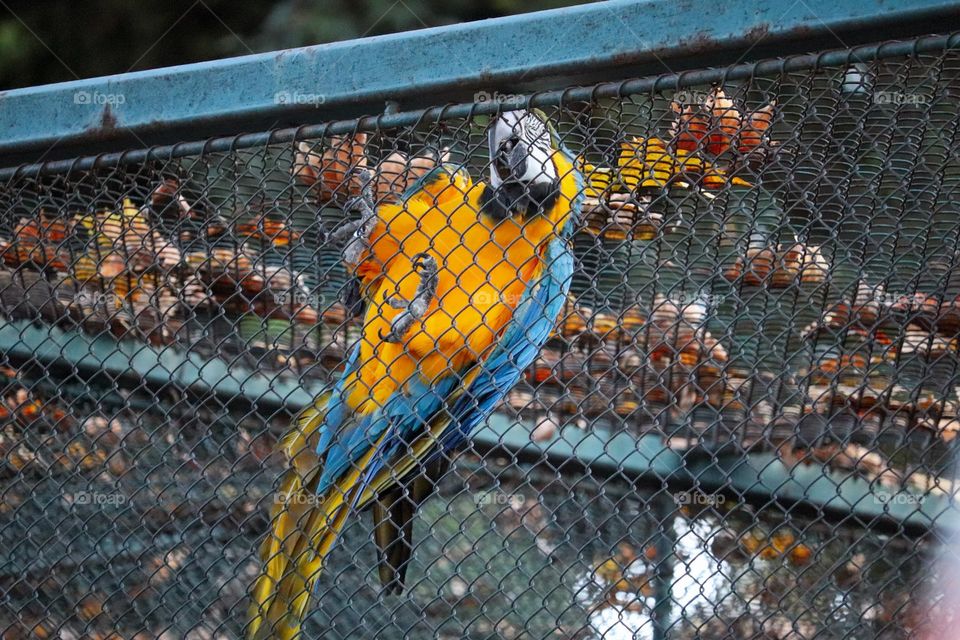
[670,30,722,55]
[98,105,118,131]
[611,49,641,65]
[786,24,817,38]
[744,23,772,42]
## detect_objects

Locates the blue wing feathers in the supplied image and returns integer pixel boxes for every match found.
[313,340,362,460]
[317,371,462,492]
[442,238,574,452]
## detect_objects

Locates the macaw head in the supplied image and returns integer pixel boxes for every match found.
[483,109,561,220]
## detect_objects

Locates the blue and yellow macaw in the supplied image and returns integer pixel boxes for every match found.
[248,110,582,639]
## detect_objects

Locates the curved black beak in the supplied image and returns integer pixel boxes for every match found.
[494,137,529,183]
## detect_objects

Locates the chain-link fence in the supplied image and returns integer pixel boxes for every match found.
[1,31,960,640]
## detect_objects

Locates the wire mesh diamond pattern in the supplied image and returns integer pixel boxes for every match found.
[0,36,959,640]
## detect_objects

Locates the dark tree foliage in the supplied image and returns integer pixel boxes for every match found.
[0,0,594,89]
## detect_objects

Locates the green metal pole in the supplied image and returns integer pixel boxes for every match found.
[651,491,676,640]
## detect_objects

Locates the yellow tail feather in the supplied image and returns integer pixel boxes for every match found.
[248,396,387,640]
[248,398,327,639]
[248,467,312,639]
[249,367,481,638]
[266,484,361,639]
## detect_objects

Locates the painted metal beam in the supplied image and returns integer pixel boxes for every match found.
[0,320,318,410]
[1,319,951,533]
[0,0,958,164]
[3,32,958,180]
[475,417,954,534]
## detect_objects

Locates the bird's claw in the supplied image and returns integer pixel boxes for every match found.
[383,291,409,310]
[343,168,375,215]
[411,252,433,272]
[379,253,439,344]
[338,169,377,266]
[328,218,361,244]
[380,309,418,344]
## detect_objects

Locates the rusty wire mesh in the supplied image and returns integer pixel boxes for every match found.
[1,35,960,640]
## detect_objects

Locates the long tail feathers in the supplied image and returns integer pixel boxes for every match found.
[249,385,462,637]
[372,485,414,594]
[371,456,448,594]
[248,399,323,639]
[248,398,381,640]
[248,481,359,639]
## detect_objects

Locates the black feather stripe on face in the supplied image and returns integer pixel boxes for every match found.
[516,115,547,148]
[478,183,510,221]
[479,180,560,221]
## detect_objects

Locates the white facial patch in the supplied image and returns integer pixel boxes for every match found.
[488,110,557,188]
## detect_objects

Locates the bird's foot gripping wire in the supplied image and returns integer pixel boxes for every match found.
[379,252,438,343]
[329,168,377,265]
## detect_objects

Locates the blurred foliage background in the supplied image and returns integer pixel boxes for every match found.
[0,0,594,90]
